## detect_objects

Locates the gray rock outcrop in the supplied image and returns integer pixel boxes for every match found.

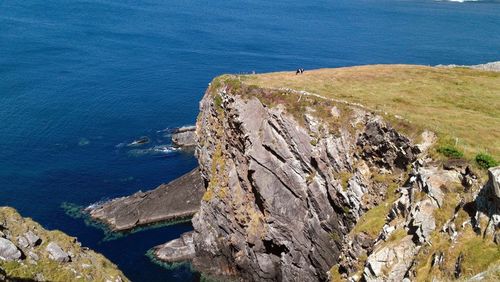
[46,242,70,262]
[87,168,204,231]
[364,236,418,282]
[153,231,196,262]
[158,80,419,281]
[24,231,41,247]
[489,166,500,199]
[150,75,499,281]
[171,126,197,147]
[437,61,500,72]
[0,238,22,261]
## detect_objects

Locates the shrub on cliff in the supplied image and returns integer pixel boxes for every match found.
[475,153,498,169]
[437,145,464,159]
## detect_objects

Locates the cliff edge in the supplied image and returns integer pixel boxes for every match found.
[154,65,500,281]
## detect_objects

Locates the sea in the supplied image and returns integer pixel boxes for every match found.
[1,0,499,281]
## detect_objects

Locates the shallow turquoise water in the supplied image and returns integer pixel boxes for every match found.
[1,0,499,281]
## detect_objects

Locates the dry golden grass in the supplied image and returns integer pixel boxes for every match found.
[242,65,500,159]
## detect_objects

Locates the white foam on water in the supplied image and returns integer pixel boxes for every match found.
[127,145,179,157]
[152,145,180,154]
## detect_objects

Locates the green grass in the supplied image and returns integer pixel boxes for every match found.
[414,228,500,281]
[475,152,498,169]
[437,145,464,158]
[350,181,398,237]
[242,65,500,159]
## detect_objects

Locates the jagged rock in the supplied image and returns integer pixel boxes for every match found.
[17,236,29,249]
[407,199,436,244]
[153,232,196,262]
[461,166,478,190]
[356,118,420,170]
[46,242,71,263]
[431,251,444,269]
[339,232,374,274]
[443,159,468,174]
[489,166,500,199]
[494,232,500,245]
[474,166,500,239]
[389,187,411,220]
[364,236,418,281]
[87,168,204,231]
[178,83,418,281]
[437,61,500,72]
[171,126,196,147]
[0,237,22,261]
[469,61,500,72]
[454,253,464,279]
[443,222,458,242]
[24,231,41,247]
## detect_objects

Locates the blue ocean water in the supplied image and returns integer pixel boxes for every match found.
[0,0,499,281]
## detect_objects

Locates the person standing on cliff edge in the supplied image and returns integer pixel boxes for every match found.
[296,68,305,75]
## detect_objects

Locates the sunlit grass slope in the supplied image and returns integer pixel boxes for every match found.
[242,65,500,159]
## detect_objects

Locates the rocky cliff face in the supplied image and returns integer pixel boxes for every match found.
[153,74,499,281]
[189,77,420,281]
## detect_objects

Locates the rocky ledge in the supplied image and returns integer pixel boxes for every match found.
[86,168,204,231]
[0,207,128,282]
[171,126,197,148]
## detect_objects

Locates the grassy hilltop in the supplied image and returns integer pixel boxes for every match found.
[242,65,500,161]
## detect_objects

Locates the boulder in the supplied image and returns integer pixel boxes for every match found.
[171,126,196,147]
[0,238,22,261]
[24,231,41,247]
[407,199,436,244]
[488,166,500,199]
[153,231,196,262]
[17,236,29,249]
[46,242,70,262]
[364,236,418,281]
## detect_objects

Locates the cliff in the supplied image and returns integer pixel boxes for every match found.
[189,75,423,282]
[157,65,500,281]
[0,207,128,282]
